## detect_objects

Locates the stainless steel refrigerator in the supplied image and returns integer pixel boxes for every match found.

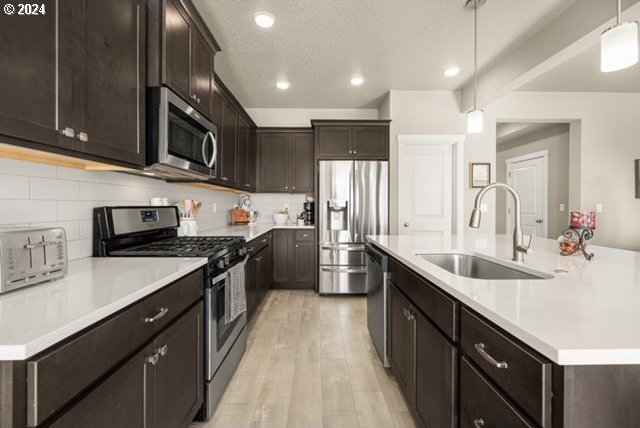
[318,160,388,294]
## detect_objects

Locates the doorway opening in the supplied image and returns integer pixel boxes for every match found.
[495,123,570,239]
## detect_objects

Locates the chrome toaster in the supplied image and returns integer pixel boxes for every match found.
[0,228,68,294]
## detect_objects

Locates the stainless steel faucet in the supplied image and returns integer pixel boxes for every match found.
[469,182,533,262]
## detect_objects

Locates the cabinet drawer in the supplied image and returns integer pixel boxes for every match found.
[460,308,551,427]
[26,268,203,427]
[295,230,313,242]
[460,357,536,428]
[248,232,271,255]
[388,258,457,341]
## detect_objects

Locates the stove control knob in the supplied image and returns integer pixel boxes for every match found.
[217,260,225,269]
[224,255,230,266]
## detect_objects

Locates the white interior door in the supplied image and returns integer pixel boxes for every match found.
[506,153,548,238]
[398,143,452,239]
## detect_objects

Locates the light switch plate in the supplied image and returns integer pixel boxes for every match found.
[596,203,603,213]
[284,203,290,211]
[213,203,217,214]
[560,203,565,212]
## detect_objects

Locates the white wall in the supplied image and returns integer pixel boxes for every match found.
[386,90,496,235]
[0,158,307,260]
[496,124,570,238]
[484,92,640,250]
[246,108,378,127]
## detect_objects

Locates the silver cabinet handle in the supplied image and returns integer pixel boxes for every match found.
[146,352,160,366]
[61,127,75,138]
[353,150,357,154]
[77,132,88,142]
[158,344,168,357]
[473,418,485,428]
[285,186,289,189]
[222,177,229,181]
[295,244,299,248]
[144,307,168,323]
[261,239,268,243]
[474,343,508,369]
[292,186,296,190]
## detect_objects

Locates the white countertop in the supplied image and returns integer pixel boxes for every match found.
[368,234,640,366]
[200,223,315,241]
[0,257,207,361]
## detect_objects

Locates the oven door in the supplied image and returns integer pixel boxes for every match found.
[154,87,218,179]
[205,270,247,380]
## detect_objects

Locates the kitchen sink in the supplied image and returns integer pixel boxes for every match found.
[417,253,553,280]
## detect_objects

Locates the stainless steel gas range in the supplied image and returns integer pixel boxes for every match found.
[93,206,247,420]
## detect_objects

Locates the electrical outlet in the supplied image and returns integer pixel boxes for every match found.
[284,203,289,211]
[596,203,603,213]
[560,203,565,212]
[213,203,217,214]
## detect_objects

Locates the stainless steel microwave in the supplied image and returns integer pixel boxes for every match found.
[146,87,217,181]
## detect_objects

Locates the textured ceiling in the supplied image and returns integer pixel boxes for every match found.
[193,0,576,108]
[519,39,640,93]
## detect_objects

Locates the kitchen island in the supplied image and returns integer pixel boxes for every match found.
[368,233,640,428]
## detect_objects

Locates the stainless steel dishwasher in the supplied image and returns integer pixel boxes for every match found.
[365,242,389,367]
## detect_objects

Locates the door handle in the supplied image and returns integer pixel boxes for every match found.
[321,267,367,274]
[473,418,485,428]
[321,245,365,252]
[144,307,169,323]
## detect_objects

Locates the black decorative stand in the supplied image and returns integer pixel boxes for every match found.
[560,228,594,260]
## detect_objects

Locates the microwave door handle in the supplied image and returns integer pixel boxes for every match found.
[207,131,217,168]
[201,132,210,166]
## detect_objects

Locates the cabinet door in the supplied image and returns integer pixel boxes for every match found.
[50,343,155,428]
[257,249,271,304]
[415,310,457,428]
[272,230,291,285]
[293,241,315,288]
[259,133,289,192]
[164,0,191,101]
[190,31,213,119]
[316,126,352,158]
[289,132,314,193]
[246,130,258,192]
[220,99,238,186]
[0,0,63,149]
[352,126,388,159]
[66,0,145,166]
[154,302,204,428]
[245,254,258,319]
[388,283,415,403]
[236,115,250,190]
[264,242,273,291]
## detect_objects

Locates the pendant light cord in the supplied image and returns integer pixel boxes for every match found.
[473,0,478,111]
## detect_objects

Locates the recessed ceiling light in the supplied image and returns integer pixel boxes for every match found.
[254,11,275,28]
[276,81,290,90]
[350,76,364,86]
[443,66,460,77]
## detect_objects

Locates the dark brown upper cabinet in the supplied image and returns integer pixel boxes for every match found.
[0,0,145,167]
[149,0,219,121]
[218,97,238,186]
[312,120,390,160]
[258,129,314,193]
[236,115,257,192]
[60,0,146,166]
[0,0,65,151]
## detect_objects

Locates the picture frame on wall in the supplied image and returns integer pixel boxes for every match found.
[470,162,491,188]
[636,159,640,199]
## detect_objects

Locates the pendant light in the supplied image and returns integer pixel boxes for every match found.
[601,0,639,72]
[466,0,485,134]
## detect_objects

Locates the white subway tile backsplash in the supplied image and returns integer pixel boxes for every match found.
[0,158,57,178]
[0,174,29,199]
[0,200,58,224]
[79,182,116,201]
[30,177,80,200]
[0,159,304,260]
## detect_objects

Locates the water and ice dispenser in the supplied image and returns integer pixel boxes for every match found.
[327,199,348,230]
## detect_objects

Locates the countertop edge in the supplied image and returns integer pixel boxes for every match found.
[0,258,208,361]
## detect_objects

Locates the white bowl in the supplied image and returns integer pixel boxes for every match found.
[273,213,288,225]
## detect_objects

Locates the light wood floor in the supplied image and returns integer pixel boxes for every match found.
[194,290,415,428]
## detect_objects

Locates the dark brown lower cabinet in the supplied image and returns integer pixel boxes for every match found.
[50,302,203,428]
[388,282,456,428]
[49,343,154,428]
[460,357,535,428]
[245,233,273,321]
[272,229,315,289]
